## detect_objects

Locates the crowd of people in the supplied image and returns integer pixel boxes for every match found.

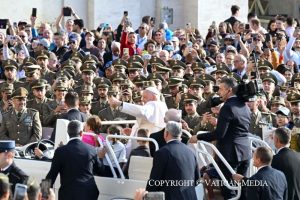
[0,3,299,200]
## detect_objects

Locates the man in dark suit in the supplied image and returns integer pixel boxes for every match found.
[149,108,181,156]
[233,147,288,200]
[50,91,87,141]
[272,127,300,200]
[146,121,199,200]
[224,5,240,27]
[46,120,102,200]
[190,77,252,199]
[0,141,28,192]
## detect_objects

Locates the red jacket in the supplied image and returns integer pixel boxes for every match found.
[120,31,141,57]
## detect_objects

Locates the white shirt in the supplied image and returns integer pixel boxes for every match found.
[257,165,268,172]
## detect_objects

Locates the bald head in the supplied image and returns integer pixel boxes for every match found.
[164,109,181,123]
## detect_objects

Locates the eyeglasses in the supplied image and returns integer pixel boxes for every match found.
[68,41,76,45]
[179,38,186,41]
[139,27,145,29]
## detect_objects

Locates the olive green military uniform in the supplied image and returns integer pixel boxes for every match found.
[0,88,42,145]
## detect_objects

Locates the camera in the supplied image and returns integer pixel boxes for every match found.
[236,79,263,102]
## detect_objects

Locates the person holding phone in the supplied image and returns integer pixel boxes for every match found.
[120,12,142,58]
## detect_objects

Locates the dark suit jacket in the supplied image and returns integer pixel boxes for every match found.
[272,148,300,200]
[224,16,239,27]
[197,96,252,163]
[146,140,199,200]
[150,128,166,157]
[50,108,87,141]
[46,139,102,200]
[245,166,287,200]
[3,162,28,192]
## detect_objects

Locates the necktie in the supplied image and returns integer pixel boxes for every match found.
[17,112,22,121]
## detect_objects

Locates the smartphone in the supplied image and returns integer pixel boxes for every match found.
[143,54,152,60]
[40,179,51,199]
[0,19,8,29]
[13,183,27,200]
[265,33,271,43]
[63,7,72,16]
[151,17,155,24]
[186,22,191,29]
[143,192,165,200]
[124,11,128,16]
[32,8,37,17]
[123,48,129,55]
[7,35,16,41]
[245,24,250,30]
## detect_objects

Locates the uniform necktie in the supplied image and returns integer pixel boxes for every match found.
[17,112,22,120]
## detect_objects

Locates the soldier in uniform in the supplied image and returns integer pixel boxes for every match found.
[43,81,68,127]
[36,50,56,85]
[22,64,42,100]
[194,94,223,133]
[132,91,143,105]
[246,95,274,138]
[200,73,216,100]
[0,87,42,146]
[0,83,13,115]
[0,141,28,192]
[211,63,230,85]
[181,93,200,134]
[79,97,92,119]
[287,92,300,152]
[27,79,53,126]
[150,56,171,84]
[74,63,98,100]
[0,59,24,90]
[91,77,111,115]
[188,77,210,115]
[261,73,278,108]
[132,75,147,92]
[164,77,184,109]
[169,59,186,78]
[126,61,143,81]
[98,86,135,132]
[191,62,206,78]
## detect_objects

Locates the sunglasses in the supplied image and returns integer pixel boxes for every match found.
[68,41,76,45]
[139,27,145,29]
[19,35,26,38]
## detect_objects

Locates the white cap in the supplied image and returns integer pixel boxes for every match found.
[145,87,160,96]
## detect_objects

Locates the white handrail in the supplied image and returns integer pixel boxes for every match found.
[106,135,159,151]
[101,120,137,125]
[98,138,118,178]
[105,135,159,180]
[197,149,241,200]
[248,136,275,154]
[197,141,241,200]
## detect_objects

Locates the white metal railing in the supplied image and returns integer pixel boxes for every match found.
[104,135,159,180]
[248,136,274,154]
[101,120,137,125]
[197,141,241,200]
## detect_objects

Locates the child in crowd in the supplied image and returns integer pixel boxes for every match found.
[98,125,127,178]
[123,128,151,178]
[82,115,105,146]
